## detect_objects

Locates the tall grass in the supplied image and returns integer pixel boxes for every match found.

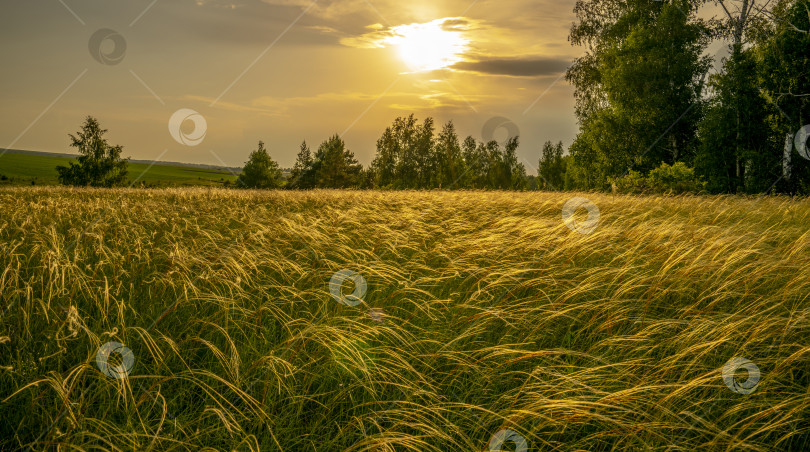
[1,187,808,451]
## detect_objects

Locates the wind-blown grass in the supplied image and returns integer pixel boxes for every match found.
[1,187,808,451]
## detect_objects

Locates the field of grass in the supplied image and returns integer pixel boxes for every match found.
[0,187,808,451]
[0,151,238,187]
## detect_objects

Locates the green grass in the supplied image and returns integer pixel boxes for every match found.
[0,151,238,187]
[0,188,808,451]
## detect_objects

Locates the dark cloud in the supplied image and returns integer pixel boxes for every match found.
[452,56,572,77]
[440,18,476,30]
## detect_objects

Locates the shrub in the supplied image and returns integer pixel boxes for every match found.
[648,162,705,194]
[616,162,705,194]
[615,170,648,194]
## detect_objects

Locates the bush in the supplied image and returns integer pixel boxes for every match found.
[648,162,705,194]
[616,162,705,194]
[615,170,648,194]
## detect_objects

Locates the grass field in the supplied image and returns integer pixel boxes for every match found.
[0,151,238,187]
[0,187,808,451]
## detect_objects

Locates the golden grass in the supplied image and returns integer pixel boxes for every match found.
[0,187,808,451]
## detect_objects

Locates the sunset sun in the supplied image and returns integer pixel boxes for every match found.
[387,20,469,72]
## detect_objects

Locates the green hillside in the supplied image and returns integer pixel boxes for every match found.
[0,151,239,187]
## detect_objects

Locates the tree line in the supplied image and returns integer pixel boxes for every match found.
[561,0,809,194]
[276,115,527,190]
[55,113,529,190]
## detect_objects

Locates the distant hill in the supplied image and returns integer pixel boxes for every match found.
[0,148,243,173]
[0,148,243,187]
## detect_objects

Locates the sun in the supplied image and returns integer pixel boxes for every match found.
[387,20,469,72]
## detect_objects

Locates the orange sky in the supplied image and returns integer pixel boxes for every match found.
[0,0,728,171]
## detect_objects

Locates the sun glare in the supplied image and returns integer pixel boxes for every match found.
[387,20,469,72]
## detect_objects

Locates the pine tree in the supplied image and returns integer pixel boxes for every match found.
[313,135,362,188]
[56,116,129,187]
[289,141,315,189]
[237,141,283,189]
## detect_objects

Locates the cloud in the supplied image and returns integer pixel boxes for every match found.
[191,86,490,119]
[440,18,481,31]
[339,23,393,48]
[340,17,481,49]
[194,90,436,113]
[338,17,571,78]
[259,0,386,20]
[182,95,288,116]
[451,56,572,77]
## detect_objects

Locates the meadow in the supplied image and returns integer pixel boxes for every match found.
[0,151,238,187]
[0,187,808,451]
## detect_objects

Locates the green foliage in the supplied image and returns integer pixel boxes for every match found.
[647,161,705,193]
[434,121,467,188]
[283,135,362,189]
[368,115,527,190]
[288,141,316,189]
[56,116,129,187]
[757,0,810,194]
[696,46,772,194]
[538,141,567,190]
[616,162,705,194]
[311,135,363,189]
[615,169,648,194]
[563,0,809,195]
[501,137,528,190]
[565,0,709,189]
[371,115,436,189]
[236,141,283,189]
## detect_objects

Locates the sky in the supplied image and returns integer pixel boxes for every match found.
[0,0,726,171]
